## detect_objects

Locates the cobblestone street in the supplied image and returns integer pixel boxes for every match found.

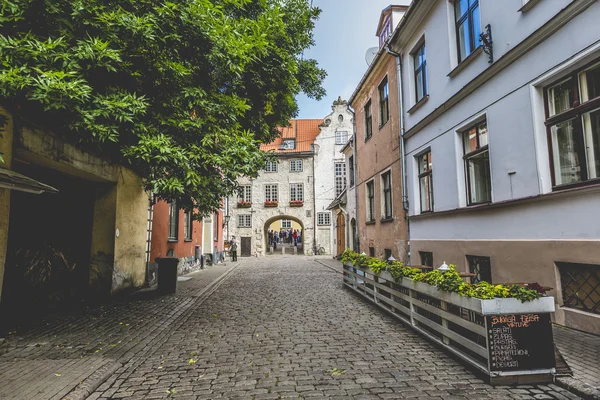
[0,257,585,399]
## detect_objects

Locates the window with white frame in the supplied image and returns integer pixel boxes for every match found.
[237,214,251,228]
[265,184,278,202]
[290,159,303,172]
[317,212,331,226]
[281,220,292,229]
[238,185,252,202]
[381,171,392,219]
[454,0,482,63]
[290,183,304,201]
[544,60,600,188]
[418,150,433,212]
[335,131,349,145]
[462,120,491,205]
[335,162,346,197]
[366,180,375,222]
[413,41,428,103]
[265,160,278,172]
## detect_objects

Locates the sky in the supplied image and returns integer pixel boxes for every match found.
[295,0,397,119]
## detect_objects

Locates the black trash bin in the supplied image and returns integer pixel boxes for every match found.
[156,257,179,294]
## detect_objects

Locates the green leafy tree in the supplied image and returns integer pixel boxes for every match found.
[0,0,326,214]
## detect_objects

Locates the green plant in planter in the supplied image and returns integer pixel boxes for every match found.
[364,257,386,274]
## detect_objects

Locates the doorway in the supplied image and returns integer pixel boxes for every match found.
[336,213,346,255]
[263,216,305,255]
[240,237,251,257]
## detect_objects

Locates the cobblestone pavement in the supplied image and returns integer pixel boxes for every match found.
[87,256,580,400]
[554,326,600,399]
[0,263,236,400]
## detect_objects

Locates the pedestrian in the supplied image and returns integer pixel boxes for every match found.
[292,230,298,246]
[230,236,238,262]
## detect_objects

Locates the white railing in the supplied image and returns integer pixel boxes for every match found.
[343,263,556,385]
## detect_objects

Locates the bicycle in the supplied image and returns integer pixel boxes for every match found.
[313,244,326,255]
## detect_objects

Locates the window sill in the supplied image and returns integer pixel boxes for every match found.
[365,220,376,226]
[168,239,179,243]
[552,178,600,192]
[184,239,193,242]
[380,217,394,223]
[448,46,483,78]
[407,95,429,114]
[519,0,542,13]
[364,135,372,143]
[378,120,389,131]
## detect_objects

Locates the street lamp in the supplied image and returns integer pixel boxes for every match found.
[438,261,450,271]
[387,256,396,264]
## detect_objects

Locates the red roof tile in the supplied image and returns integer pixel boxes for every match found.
[260,119,323,154]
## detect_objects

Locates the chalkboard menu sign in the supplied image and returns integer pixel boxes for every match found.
[487,313,555,372]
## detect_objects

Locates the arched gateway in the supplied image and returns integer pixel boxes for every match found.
[264,215,306,255]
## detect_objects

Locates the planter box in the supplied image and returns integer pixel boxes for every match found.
[289,201,304,207]
[237,202,251,208]
[342,263,556,385]
[264,202,278,208]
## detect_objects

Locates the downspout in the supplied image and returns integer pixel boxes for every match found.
[386,45,411,265]
[348,105,360,253]
[312,146,317,255]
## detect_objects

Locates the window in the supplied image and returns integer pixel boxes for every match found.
[265,160,278,172]
[184,210,192,240]
[378,77,390,127]
[317,212,331,226]
[265,184,278,202]
[290,159,303,172]
[281,139,296,150]
[379,18,392,47]
[544,61,600,188]
[414,42,428,102]
[557,262,600,315]
[419,251,433,267]
[462,120,491,205]
[381,171,392,219]
[366,180,375,222]
[281,220,292,229]
[365,100,373,140]
[290,183,304,201]
[369,247,375,257]
[384,248,392,260]
[418,150,433,212]
[349,156,355,187]
[335,131,348,145]
[454,0,481,63]
[168,202,178,240]
[237,214,251,228]
[238,185,252,202]
[467,255,492,284]
[335,162,346,197]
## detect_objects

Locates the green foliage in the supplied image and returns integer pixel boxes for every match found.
[0,0,326,215]
[341,250,542,302]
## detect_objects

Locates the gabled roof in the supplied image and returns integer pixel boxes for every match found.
[260,119,323,154]
[376,4,410,37]
[327,188,347,210]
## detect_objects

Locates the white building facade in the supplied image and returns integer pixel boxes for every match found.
[313,98,355,255]
[390,0,600,334]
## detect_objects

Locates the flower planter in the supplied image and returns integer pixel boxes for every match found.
[343,262,556,385]
[264,202,278,208]
[237,202,252,208]
[289,201,304,207]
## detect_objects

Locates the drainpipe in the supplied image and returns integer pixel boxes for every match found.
[386,45,411,264]
[348,105,360,253]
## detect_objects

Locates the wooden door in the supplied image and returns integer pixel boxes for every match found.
[241,237,251,257]
[336,214,345,255]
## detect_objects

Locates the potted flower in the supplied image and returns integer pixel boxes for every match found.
[237,201,252,208]
[264,200,278,207]
[289,200,304,207]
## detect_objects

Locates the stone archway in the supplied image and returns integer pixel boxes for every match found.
[263,215,305,255]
